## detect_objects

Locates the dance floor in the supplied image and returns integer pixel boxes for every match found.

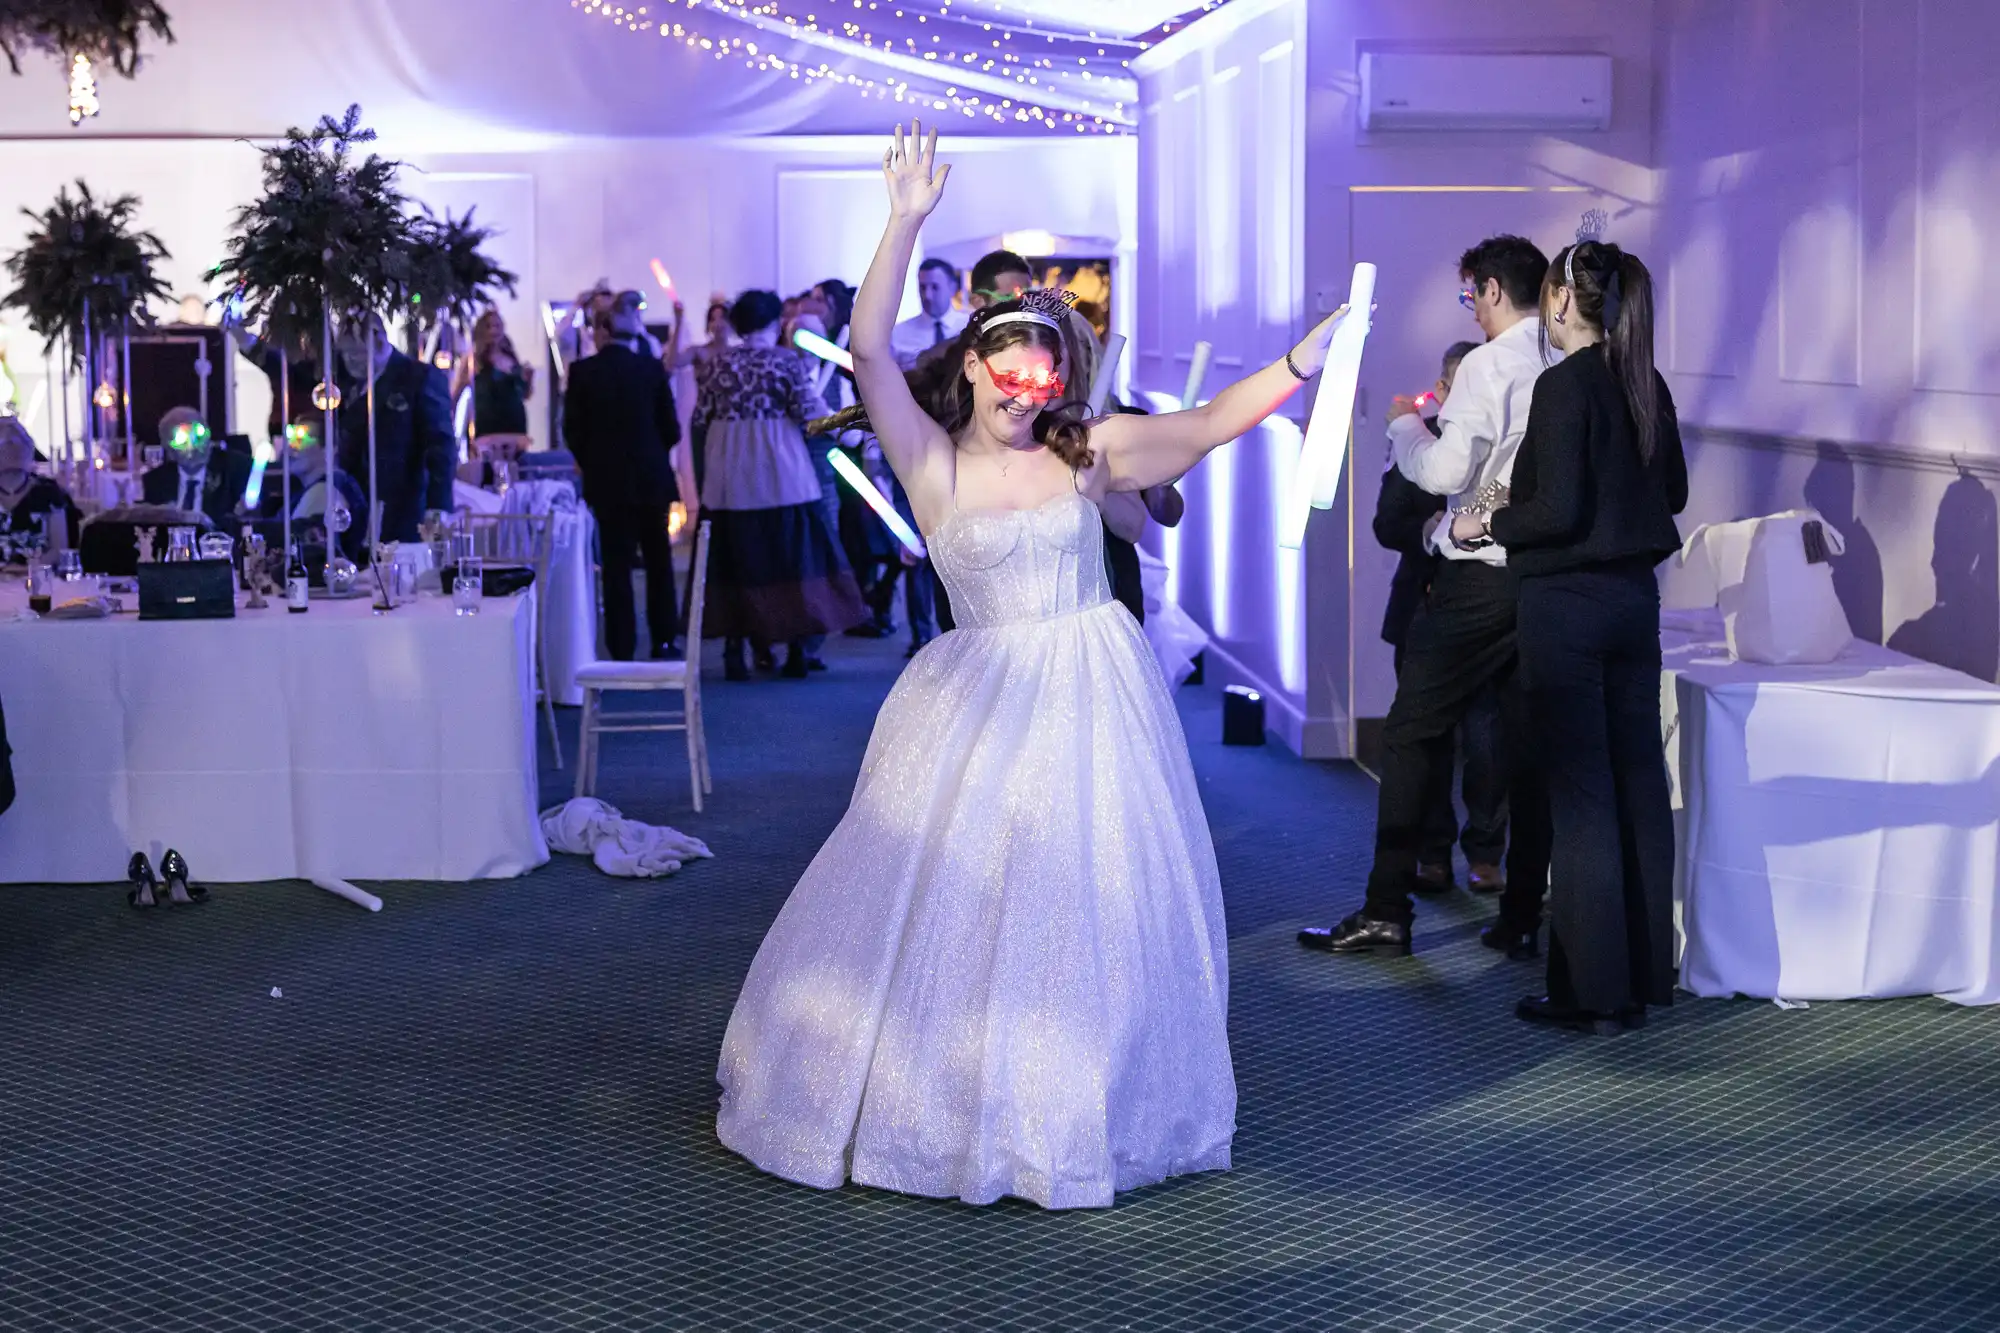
[2,638,1996,1332]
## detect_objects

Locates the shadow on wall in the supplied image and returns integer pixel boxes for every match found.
[1888,472,2000,683]
[1802,443,1884,645]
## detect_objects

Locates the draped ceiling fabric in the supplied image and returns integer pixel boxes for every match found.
[0,0,1224,144]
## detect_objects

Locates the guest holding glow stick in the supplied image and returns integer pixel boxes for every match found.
[1456,241,1686,1034]
[1300,235,1556,961]
[692,290,866,681]
[1376,341,1508,898]
[716,123,1349,1209]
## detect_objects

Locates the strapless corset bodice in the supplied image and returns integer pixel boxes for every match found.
[927,491,1114,629]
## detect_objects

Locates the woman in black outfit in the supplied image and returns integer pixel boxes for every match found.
[1450,241,1687,1034]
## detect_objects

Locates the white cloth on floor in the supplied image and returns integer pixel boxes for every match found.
[539,797,713,878]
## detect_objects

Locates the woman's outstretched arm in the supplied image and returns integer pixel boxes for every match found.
[1091,308,1350,492]
[852,123,956,509]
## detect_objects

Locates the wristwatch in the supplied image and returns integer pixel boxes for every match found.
[1449,506,1495,552]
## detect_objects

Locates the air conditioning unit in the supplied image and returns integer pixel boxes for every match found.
[1359,52,1613,132]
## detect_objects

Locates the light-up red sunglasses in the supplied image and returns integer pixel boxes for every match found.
[980,357,1065,402]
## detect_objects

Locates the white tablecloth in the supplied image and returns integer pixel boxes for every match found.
[1663,609,2000,1005]
[0,585,549,884]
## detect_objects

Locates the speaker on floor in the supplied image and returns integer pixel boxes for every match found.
[1222,685,1265,746]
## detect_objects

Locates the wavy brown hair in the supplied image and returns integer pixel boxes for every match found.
[904,297,1095,469]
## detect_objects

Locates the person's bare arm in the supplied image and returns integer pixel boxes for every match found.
[851,123,956,524]
[1090,309,1348,492]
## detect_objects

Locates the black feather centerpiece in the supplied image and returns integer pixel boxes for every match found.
[206,104,415,352]
[2,179,170,354]
[0,0,173,77]
[398,206,519,341]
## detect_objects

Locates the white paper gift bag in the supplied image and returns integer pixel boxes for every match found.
[1672,510,1853,664]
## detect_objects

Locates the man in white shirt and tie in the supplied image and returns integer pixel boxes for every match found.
[889,259,970,369]
[1301,235,1557,960]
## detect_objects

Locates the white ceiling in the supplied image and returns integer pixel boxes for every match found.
[0,0,1234,143]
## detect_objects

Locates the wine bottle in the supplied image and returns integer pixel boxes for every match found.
[286,543,310,613]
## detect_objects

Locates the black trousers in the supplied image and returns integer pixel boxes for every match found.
[1517,563,1676,1013]
[594,501,679,661]
[1394,643,1509,869]
[1364,561,1550,927]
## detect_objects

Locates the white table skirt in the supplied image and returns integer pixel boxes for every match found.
[0,586,549,884]
[541,506,594,707]
[457,480,594,706]
[1663,609,2000,1005]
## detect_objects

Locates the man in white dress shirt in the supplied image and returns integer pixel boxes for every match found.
[889,258,970,369]
[1301,235,1557,959]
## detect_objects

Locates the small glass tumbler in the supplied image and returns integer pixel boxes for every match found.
[27,554,53,614]
[453,555,483,617]
[55,549,82,582]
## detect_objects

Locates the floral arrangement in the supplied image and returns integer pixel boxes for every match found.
[2,179,170,353]
[207,105,414,352]
[0,0,173,76]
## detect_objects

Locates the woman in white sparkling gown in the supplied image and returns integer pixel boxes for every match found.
[717,124,1350,1209]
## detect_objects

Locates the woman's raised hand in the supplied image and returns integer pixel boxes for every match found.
[882,121,952,220]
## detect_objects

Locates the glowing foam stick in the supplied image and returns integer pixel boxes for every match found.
[1088,333,1127,416]
[827,447,924,558]
[794,328,854,373]
[242,443,273,510]
[1179,341,1213,411]
[540,302,568,378]
[649,259,678,302]
[1280,264,1376,550]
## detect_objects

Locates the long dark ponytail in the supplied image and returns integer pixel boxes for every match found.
[1546,242,1660,461]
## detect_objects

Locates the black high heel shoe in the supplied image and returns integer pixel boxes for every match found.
[160,849,210,906]
[127,853,159,909]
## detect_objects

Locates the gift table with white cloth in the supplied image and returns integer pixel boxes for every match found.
[0,585,549,885]
[1662,609,2000,1005]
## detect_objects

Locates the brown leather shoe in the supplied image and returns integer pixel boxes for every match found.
[1414,862,1455,895]
[1467,863,1506,895]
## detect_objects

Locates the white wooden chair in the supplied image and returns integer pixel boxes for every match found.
[573,520,711,810]
[459,509,562,768]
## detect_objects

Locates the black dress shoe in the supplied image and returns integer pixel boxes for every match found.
[780,653,811,679]
[1413,862,1455,896]
[1467,863,1506,895]
[805,656,829,672]
[1515,995,1644,1035]
[1480,920,1540,961]
[1298,912,1412,957]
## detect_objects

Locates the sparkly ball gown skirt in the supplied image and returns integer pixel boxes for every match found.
[717,492,1235,1209]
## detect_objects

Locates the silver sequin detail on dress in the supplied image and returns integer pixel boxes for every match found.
[716,491,1236,1209]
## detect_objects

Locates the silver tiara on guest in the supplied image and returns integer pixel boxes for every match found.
[1565,208,1612,285]
[980,287,1078,333]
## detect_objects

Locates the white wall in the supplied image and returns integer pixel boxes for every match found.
[1653,0,2000,681]
[1138,0,1656,754]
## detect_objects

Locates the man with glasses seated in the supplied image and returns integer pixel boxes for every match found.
[141,407,253,531]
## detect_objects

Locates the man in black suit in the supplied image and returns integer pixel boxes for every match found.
[334,316,455,544]
[142,407,254,531]
[564,290,682,661]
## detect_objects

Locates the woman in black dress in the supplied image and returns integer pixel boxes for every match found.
[1450,241,1687,1033]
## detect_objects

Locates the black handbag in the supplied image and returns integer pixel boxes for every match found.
[138,559,238,620]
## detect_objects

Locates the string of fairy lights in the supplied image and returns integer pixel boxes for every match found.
[568,0,1232,133]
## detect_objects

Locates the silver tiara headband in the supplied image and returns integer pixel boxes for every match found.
[1565,209,1610,286]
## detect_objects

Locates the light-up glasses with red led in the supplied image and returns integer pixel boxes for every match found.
[981,357,1065,402]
